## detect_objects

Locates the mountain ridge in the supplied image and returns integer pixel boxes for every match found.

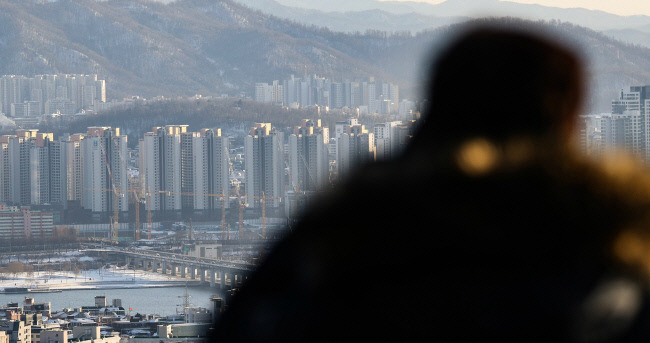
[0,0,649,112]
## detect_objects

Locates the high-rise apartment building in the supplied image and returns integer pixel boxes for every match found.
[260,75,399,113]
[288,119,329,192]
[140,126,187,213]
[577,114,604,157]
[244,123,284,209]
[28,132,64,206]
[0,74,106,117]
[0,130,64,207]
[374,121,401,161]
[254,81,283,105]
[82,127,128,216]
[0,135,23,205]
[337,121,374,178]
[61,133,85,203]
[374,121,415,161]
[180,128,231,211]
[582,86,650,161]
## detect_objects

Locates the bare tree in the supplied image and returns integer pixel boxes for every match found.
[6,261,25,277]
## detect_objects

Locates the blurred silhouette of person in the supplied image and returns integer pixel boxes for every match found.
[212,20,650,342]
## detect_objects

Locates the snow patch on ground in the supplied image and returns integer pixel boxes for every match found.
[0,266,193,291]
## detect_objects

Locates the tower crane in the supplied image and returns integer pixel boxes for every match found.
[88,187,279,241]
[241,192,282,239]
[155,190,279,239]
[143,189,230,240]
[98,139,120,243]
[87,188,143,241]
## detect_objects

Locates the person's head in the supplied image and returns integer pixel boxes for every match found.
[413,22,585,148]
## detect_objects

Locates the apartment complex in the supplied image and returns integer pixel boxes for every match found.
[255,75,400,115]
[0,115,417,224]
[0,130,64,207]
[140,126,231,215]
[0,74,106,117]
[81,127,129,216]
[580,85,650,162]
[180,129,230,211]
[374,121,413,161]
[335,119,375,178]
[244,123,285,209]
[140,126,186,212]
[288,119,329,192]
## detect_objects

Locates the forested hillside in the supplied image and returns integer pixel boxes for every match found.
[0,1,649,111]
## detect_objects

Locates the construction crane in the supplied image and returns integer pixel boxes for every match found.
[146,185,152,240]
[147,185,152,240]
[89,187,279,241]
[97,139,120,243]
[274,131,306,222]
[238,195,245,239]
[156,190,280,239]
[87,188,143,241]
[89,186,229,241]
[142,190,230,240]
[242,192,282,239]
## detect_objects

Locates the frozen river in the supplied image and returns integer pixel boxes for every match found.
[0,285,221,316]
[0,267,226,316]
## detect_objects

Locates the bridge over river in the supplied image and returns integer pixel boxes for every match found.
[85,247,258,290]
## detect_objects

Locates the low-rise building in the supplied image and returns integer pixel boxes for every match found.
[38,330,65,343]
[157,323,211,338]
[0,320,31,343]
[0,206,53,241]
[23,298,50,318]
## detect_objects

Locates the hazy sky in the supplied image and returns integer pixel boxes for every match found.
[399,0,650,17]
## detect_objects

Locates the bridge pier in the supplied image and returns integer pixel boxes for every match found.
[100,250,253,290]
[209,269,216,288]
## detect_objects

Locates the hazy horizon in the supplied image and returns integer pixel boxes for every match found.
[270,0,650,17]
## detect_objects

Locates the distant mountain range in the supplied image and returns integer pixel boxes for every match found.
[1,0,650,112]
[234,0,650,46]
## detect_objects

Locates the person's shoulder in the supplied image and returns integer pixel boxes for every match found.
[557,150,650,206]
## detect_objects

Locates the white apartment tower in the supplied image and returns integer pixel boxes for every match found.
[374,121,401,161]
[0,131,65,207]
[599,86,650,161]
[140,125,186,212]
[288,119,329,192]
[254,81,284,105]
[0,135,23,205]
[337,122,374,179]
[28,132,64,206]
[0,74,106,117]
[82,127,128,215]
[577,114,604,157]
[244,123,284,209]
[374,121,413,161]
[61,133,84,202]
[180,128,231,211]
